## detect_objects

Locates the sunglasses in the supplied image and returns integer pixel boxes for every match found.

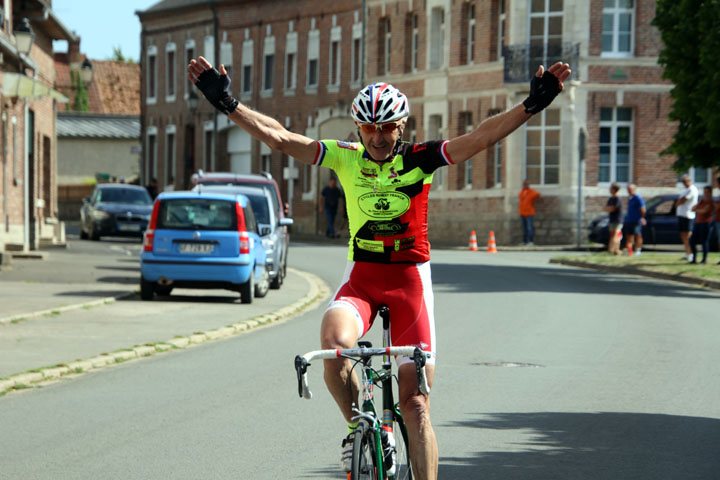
[358,122,402,134]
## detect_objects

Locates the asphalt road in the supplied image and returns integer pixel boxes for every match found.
[1,244,719,479]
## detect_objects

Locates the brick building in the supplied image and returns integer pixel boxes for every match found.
[138,0,709,245]
[0,0,75,253]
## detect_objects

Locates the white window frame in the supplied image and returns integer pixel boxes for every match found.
[598,107,633,185]
[429,7,445,70]
[682,168,713,187]
[601,0,635,58]
[494,140,503,187]
[524,108,561,185]
[428,114,444,189]
[351,16,363,86]
[285,25,298,93]
[241,34,254,97]
[498,0,506,60]
[307,21,320,91]
[165,43,177,103]
[412,14,419,71]
[203,121,215,172]
[146,126,158,181]
[329,24,342,91]
[220,39,233,94]
[528,0,564,67]
[383,18,392,75]
[203,35,214,66]
[146,45,157,105]
[463,112,473,188]
[467,3,476,65]
[165,125,176,186]
[184,39,195,99]
[262,29,275,95]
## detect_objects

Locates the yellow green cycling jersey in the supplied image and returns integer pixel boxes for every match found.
[313,139,454,263]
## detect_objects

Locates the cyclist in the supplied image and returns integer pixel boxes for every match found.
[188,56,570,479]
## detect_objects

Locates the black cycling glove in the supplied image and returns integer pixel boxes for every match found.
[522,71,562,115]
[194,68,239,115]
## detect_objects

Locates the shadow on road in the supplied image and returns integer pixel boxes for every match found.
[439,411,720,480]
[431,263,717,299]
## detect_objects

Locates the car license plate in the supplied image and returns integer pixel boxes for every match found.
[118,223,141,232]
[179,243,214,254]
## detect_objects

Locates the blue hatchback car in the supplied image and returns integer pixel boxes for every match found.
[140,191,268,303]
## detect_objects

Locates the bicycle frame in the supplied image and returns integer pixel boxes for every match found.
[295,305,429,480]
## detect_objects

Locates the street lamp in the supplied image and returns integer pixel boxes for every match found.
[187,88,199,113]
[80,58,94,84]
[14,18,35,55]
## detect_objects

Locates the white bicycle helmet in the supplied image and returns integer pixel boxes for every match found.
[351,83,409,124]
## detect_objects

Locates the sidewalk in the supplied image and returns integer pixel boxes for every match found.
[0,242,329,395]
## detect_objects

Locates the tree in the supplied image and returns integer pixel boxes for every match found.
[70,70,89,112]
[653,0,720,172]
[112,46,134,63]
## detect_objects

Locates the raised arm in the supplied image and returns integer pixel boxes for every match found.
[187,56,318,165]
[445,62,571,164]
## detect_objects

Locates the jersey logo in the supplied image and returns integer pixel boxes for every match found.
[412,144,428,153]
[361,167,377,178]
[358,192,411,219]
[337,141,357,150]
[388,167,398,179]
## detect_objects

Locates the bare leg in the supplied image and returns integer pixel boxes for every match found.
[398,363,438,480]
[321,308,361,422]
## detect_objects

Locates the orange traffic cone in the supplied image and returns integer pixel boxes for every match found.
[487,231,498,254]
[468,230,479,251]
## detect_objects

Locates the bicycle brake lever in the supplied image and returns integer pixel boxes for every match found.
[294,355,311,399]
[413,348,430,395]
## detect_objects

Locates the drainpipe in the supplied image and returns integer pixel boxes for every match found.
[361,0,366,87]
[211,0,219,172]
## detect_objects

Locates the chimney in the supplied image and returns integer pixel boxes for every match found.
[68,38,81,67]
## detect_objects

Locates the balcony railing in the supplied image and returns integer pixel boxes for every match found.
[503,42,579,84]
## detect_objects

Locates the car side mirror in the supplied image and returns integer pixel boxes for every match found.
[260,226,271,236]
[279,218,294,227]
[83,196,90,204]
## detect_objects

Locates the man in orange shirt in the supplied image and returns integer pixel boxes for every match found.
[518,179,541,246]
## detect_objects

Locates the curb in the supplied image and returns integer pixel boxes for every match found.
[0,291,138,325]
[550,258,720,291]
[0,268,331,396]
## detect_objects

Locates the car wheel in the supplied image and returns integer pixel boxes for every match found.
[240,270,254,304]
[79,227,89,240]
[155,286,173,296]
[140,276,155,301]
[90,227,101,241]
[270,262,285,289]
[255,266,270,298]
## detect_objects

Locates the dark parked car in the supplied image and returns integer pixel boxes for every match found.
[194,171,288,218]
[195,185,293,289]
[80,184,153,240]
[140,191,268,303]
[588,194,719,250]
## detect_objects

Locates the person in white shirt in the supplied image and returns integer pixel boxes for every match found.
[675,174,699,262]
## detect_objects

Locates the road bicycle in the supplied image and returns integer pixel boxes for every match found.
[295,305,430,480]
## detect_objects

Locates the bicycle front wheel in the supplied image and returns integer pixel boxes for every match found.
[351,421,379,480]
[391,414,412,480]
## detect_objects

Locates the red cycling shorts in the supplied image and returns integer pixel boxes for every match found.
[325,261,436,366]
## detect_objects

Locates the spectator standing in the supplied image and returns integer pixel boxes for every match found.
[675,174,699,262]
[690,186,716,264]
[518,179,540,246]
[623,184,646,256]
[604,183,622,255]
[320,177,343,238]
[146,178,158,200]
